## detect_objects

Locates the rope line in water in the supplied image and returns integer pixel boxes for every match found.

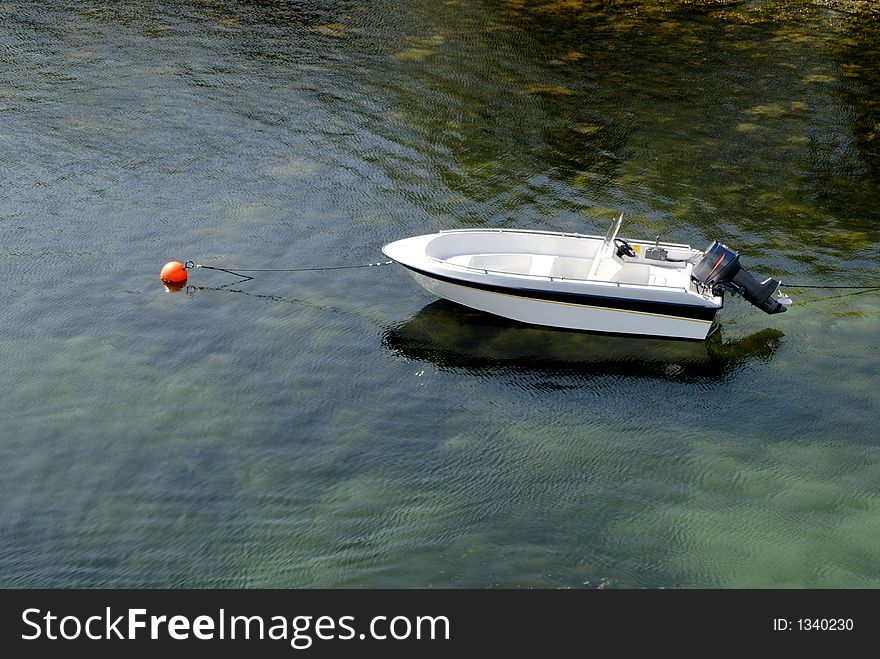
[186,284,344,312]
[782,283,880,289]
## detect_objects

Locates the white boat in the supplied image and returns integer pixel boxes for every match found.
[382,215,790,341]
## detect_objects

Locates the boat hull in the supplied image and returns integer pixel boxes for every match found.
[406,269,717,341]
[383,229,722,341]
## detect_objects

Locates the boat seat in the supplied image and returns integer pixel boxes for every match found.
[528,255,556,277]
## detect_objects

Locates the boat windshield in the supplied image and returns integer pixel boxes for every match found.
[602,213,623,246]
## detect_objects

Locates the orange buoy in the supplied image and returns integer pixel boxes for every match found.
[160,260,187,284]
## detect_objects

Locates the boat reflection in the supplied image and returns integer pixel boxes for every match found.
[383,300,783,381]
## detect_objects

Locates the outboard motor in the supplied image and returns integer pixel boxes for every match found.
[693,241,788,314]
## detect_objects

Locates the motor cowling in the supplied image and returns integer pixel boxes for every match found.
[693,241,787,314]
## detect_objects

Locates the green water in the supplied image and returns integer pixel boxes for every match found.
[1,0,879,588]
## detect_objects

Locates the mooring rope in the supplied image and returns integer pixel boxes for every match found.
[781,283,880,289]
[181,258,880,307]
[185,260,393,279]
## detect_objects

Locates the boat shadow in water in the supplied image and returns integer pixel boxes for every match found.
[382,301,784,382]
